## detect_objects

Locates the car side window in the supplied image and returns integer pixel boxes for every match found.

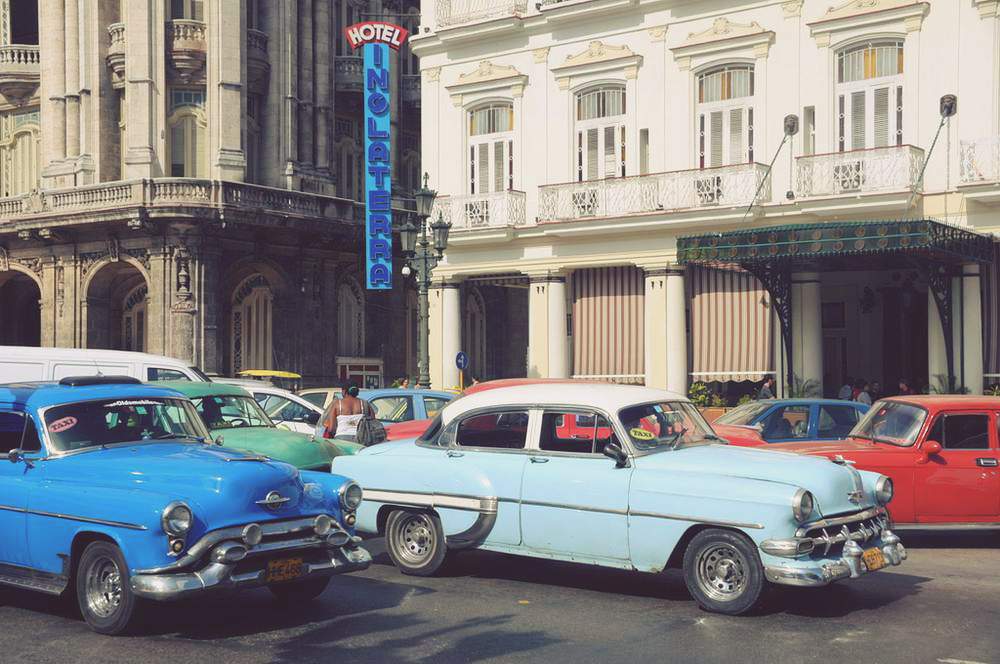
[539,410,617,455]
[371,397,414,423]
[423,396,449,419]
[456,410,529,449]
[301,393,327,408]
[817,405,860,439]
[760,406,810,439]
[0,411,26,453]
[928,414,990,450]
[147,367,189,381]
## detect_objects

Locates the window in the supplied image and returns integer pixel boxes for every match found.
[803,106,816,155]
[231,274,273,375]
[697,65,754,168]
[10,0,39,44]
[539,410,617,455]
[817,405,861,439]
[423,396,450,419]
[468,103,514,197]
[370,396,414,424]
[760,405,810,440]
[168,90,207,177]
[822,302,846,329]
[0,411,26,453]
[639,128,649,175]
[927,414,990,450]
[301,392,329,408]
[259,396,314,424]
[192,395,271,430]
[0,110,41,197]
[147,368,190,382]
[575,86,626,181]
[836,42,903,152]
[171,0,204,20]
[122,284,147,353]
[456,410,529,449]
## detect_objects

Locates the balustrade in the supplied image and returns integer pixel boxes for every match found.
[435,0,527,28]
[433,190,526,230]
[796,145,924,197]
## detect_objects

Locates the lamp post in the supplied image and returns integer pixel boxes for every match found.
[402,174,452,389]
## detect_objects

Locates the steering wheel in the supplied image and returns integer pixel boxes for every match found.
[230,418,249,428]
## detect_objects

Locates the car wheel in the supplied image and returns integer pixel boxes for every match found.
[385,509,448,576]
[682,528,766,616]
[268,576,331,602]
[76,541,139,635]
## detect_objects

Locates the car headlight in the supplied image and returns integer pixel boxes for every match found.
[792,489,814,523]
[161,501,193,537]
[875,476,894,505]
[339,481,363,512]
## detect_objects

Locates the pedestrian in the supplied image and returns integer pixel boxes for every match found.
[870,381,882,401]
[854,379,872,406]
[838,376,854,400]
[322,380,371,442]
[757,376,775,399]
[897,377,913,396]
[399,376,410,389]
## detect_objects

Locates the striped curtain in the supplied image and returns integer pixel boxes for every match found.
[983,243,1000,379]
[689,265,773,382]
[572,267,644,383]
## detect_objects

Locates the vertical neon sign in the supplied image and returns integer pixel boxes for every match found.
[345,21,409,290]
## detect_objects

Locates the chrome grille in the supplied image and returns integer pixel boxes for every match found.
[803,511,890,556]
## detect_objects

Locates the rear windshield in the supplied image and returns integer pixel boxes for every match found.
[715,401,771,425]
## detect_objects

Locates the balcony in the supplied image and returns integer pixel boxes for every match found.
[106,23,126,89]
[433,191,527,232]
[959,137,1000,204]
[247,28,270,94]
[796,145,923,200]
[335,56,363,93]
[167,19,207,83]
[434,0,527,35]
[402,74,420,106]
[537,164,770,223]
[0,44,40,104]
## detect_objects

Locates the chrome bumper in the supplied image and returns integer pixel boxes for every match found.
[132,544,371,601]
[762,529,907,588]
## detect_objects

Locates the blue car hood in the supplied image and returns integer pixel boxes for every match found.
[635,444,872,517]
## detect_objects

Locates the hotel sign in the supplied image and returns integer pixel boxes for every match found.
[345,21,410,290]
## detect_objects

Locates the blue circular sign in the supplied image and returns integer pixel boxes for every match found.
[456,351,469,371]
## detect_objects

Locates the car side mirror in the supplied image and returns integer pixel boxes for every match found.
[602,442,628,468]
[917,439,942,464]
[8,449,33,467]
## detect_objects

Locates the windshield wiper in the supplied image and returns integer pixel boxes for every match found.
[149,433,206,443]
[703,434,727,444]
[666,427,689,451]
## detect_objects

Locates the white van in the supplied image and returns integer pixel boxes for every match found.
[0,346,210,384]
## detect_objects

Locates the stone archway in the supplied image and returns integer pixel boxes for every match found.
[230,273,274,374]
[0,269,41,346]
[85,261,149,350]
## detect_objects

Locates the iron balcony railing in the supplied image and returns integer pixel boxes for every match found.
[960,136,1000,183]
[796,145,924,197]
[435,0,527,28]
[537,163,771,222]
[433,190,527,230]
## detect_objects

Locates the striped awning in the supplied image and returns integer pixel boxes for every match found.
[572,267,645,383]
[689,265,773,382]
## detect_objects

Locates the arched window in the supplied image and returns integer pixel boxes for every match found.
[575,85,626,181]
[697,65,754,168]
[122,284,148,352]
[464,287,487,380]
[337,279,365,356]
[836,41,904,151]
[468,102,514,195]
[167,89,207,177]
[231,274,273,374]
[0,109,41,197]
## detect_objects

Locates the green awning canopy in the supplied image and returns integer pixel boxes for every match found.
[677,219,994,268]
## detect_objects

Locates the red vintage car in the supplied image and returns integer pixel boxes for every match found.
[778,396,1000,527]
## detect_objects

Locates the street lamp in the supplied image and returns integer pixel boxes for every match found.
[402,173,452,389]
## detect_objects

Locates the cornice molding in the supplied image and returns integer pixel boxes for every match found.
[974,0,999,18]
[808,1,930,37]
[671,18,775,63]
[551,40,643,86]
[446,60,529,105]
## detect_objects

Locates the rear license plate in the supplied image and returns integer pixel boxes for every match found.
[266,557,304,583]
[862,547,886,572]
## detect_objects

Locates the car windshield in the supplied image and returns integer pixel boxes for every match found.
[191,395,273,430]
[43,398,208,453]
[849,400,926,447]
[618,401,719,451]
[714,401,771,425]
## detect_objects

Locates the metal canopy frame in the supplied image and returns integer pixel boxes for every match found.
[677,219,995,390]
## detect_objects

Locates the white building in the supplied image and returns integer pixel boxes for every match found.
[415,0,1000,397]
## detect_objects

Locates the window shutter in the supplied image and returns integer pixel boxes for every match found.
[748,108,754,163]
[729,108,743,166]
[710,111,723,167]
[493,140,504,193]
[508,139,514,190]
[194,121,207,177]
[577,131,584,182]
[587,127,598,180]
[478,143,489,194]
[603,126,616,178]
[469,146,475,194]
[619,125,626,177]
[851,91,866,150]
[874,87,889,148]
[699,114,706,169]
[896,86,903,146]
[838,95,845,152]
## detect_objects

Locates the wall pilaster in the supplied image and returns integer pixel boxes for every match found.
[208,0,247,180]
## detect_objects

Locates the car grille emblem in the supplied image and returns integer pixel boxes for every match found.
[256,491,291,511]
[847,489,864,505]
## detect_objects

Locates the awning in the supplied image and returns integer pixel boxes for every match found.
[677,219,994,269]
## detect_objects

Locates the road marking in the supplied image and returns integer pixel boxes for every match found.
[938,658,989,664]
[518,600,530,605]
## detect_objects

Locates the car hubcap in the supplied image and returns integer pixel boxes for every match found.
[696,544,747,602]
[85,556,123,618]
[394,514,435,565]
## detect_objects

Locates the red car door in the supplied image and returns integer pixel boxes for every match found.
[913,410,1000,522]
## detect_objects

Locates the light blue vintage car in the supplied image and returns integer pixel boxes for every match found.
[333,383,906,615]
[0,376,371,635]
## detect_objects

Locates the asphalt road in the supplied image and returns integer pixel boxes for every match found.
[0,531,998,664]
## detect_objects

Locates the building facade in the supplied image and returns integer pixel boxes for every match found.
[0,0,422,386]
[417,0,1000,396]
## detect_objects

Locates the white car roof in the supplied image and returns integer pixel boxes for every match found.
[442,383,688,424]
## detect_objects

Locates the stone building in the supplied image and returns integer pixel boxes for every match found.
[0,0,422,387]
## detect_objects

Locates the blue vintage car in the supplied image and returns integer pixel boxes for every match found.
[333,383,906,615]
[0,376,371,635]
[358,388,456,424]
[713,399,870,443]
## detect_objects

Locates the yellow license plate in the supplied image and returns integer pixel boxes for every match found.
[862,547,886,572]
[266,557,304,583]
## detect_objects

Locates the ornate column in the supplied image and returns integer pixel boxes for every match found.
[527,275,567,378]
[643,268,668,390]
[963,264,984,394]
[64,0,81,161]
[123,0,159,177]
[167,243,197,364]
[791,272,823,394]
[429,280,461,390]
[297,0,314,170]
[665,266,688,395]
[39,0,67,186]
[145,247,169,356]
[314,0,332,180]
[546,276,569,379]
[208,0,247,180]
[39,258,57,347]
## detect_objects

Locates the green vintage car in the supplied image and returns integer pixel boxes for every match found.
[158,381,344,470]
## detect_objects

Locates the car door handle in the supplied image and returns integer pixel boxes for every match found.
[529,456,549,464]
[976,458,999,467]
[447,451,464,458]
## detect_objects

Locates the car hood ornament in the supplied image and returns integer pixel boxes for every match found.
[256,490,291,511]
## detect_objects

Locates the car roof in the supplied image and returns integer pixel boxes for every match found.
[462,378,602,396]
[442,382,686,423]
[0,381,188,411]
[360,388,455,399]
[0,344,195,367]
[751,398,867,407]
[880,395,1000,411]
[153,380,252,399]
